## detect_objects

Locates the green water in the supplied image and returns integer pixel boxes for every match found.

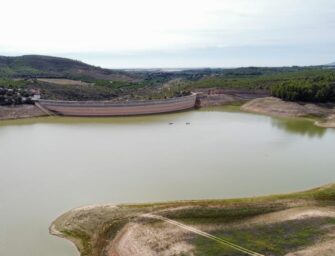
[0,106,334,256]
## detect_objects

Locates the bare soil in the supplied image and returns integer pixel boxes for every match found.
[0,105,46,120]
[316,114,335,128]
[194,88,269,107]
[37,78,92,86]
[241,97,335,128]
[109,207,335,256]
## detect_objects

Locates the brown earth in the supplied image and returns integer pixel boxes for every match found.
[316,114,335,128]
[37,78,93,86]
[0,105,47,120]
[49,184,335,256]
[108,207,335,256]
[241,97,335,128]
[194,88,269,107]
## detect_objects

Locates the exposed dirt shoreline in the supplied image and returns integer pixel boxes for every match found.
[241,97,335,128]
[1,95,335,129]
[50,184,335,256]
[0,105,47,120]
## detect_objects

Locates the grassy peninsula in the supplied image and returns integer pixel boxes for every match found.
[50,184,335,256]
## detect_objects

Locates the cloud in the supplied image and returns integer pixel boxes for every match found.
[1,0,334,66]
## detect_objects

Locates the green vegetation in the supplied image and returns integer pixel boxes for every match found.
[1,55,335,102]
[0,55,131,80]
[0,78,27,88]
[194,217,335,256]
[51,184,335,256]
[162,205,283,224]
[61,229,91,256]
[271,73,335,102]
[185,67,335,91]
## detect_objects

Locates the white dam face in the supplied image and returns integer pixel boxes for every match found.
[1,106,335,256]
[38,94,197,116]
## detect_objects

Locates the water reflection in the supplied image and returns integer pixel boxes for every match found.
[271,118,327,138]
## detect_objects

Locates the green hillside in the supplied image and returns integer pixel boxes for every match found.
[0,55,136,81]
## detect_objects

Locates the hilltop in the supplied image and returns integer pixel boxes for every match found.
[0,55,136,81]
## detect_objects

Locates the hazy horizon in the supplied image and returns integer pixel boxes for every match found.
[1,0,335,68]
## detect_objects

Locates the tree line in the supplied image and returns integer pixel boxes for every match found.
[271,75,335,102]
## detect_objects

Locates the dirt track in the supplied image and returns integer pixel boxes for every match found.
[50,185,335,256]
[108,207,335,256]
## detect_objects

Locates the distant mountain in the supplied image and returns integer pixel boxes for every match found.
[0,55,137,81]
[328,62,335,66]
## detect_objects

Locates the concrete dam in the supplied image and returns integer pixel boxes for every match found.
[37,93,197,117]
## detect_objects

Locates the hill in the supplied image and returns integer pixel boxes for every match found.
[0,55,137,81]
[1,55,335,102]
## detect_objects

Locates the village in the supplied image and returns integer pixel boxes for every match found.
[0,87,40,105]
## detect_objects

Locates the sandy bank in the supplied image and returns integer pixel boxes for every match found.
[241,97,335,128]
[0,105,47,120]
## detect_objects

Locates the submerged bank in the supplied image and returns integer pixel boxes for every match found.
[50,184,335,256]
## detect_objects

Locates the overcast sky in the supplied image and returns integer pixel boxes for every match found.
[1,0,335,68]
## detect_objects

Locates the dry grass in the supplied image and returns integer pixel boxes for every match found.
[37,78,92,86]
[49,184,335,256]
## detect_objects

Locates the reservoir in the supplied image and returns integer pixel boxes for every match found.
[1,106,335,256]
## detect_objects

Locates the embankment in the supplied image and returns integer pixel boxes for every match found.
[195,88,269,107]
[0,105,47,120]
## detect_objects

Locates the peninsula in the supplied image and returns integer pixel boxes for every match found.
[50,184,335,256]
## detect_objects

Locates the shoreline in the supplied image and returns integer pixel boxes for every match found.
[241,97,335,128]
[50,184,335,256]
[1,96,335,129]
[0,104,47,120]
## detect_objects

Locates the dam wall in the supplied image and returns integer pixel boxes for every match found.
[38,94,197,117]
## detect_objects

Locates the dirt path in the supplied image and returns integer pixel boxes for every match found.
[110,207,335,256]
[141,214,265,256]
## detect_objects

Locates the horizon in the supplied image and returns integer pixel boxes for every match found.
[1,53,333,70]
[1,0,335,68]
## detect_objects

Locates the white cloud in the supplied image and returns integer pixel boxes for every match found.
[1,0,334,66]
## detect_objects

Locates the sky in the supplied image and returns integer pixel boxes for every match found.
[1,0,335,68]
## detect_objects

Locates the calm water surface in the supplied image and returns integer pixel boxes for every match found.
[1,106,335,256]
